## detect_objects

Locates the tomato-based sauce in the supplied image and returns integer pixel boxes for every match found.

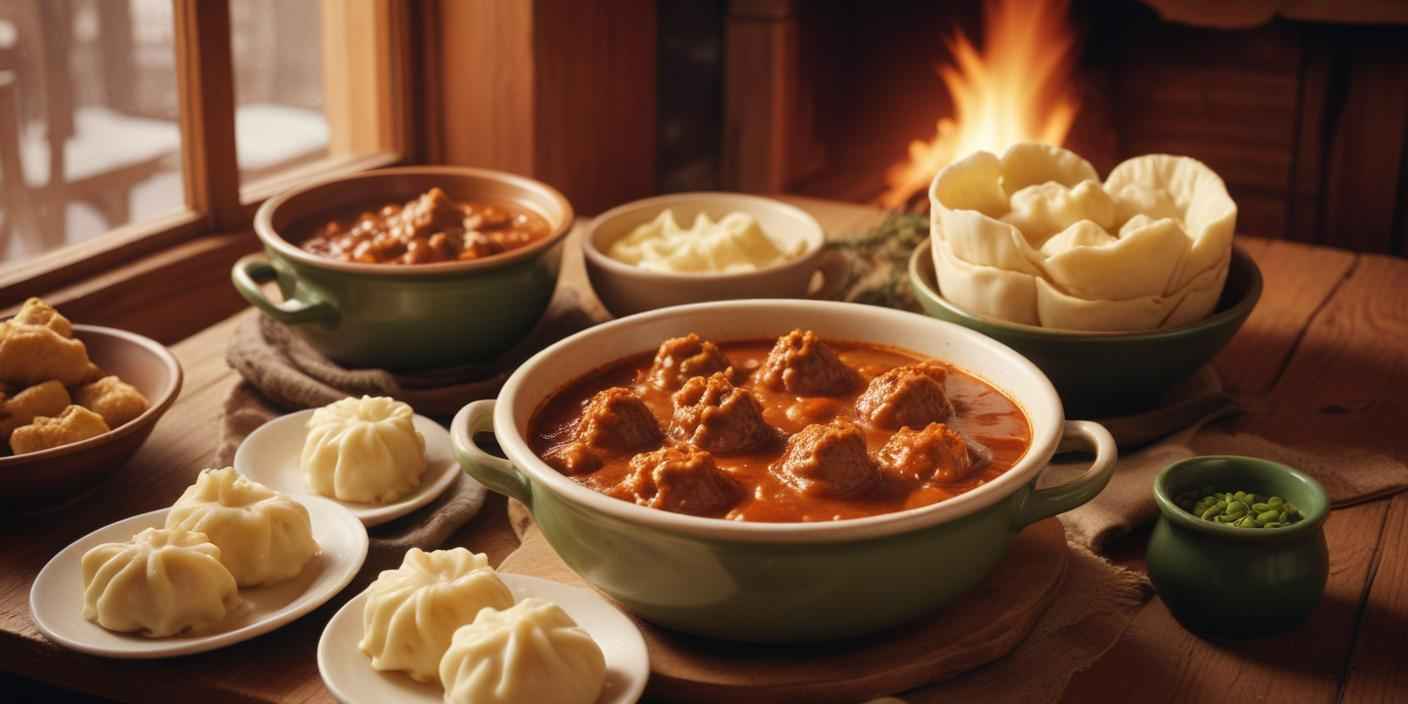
[528,334,1031,523]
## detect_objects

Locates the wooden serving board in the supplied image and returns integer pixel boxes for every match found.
[499,506,1069,704]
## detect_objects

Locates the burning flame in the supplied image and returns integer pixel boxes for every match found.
[879,0,1080,208]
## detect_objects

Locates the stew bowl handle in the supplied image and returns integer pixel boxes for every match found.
[451,399,533,505]
[231,254,338,326]
[1016,420,1117,527]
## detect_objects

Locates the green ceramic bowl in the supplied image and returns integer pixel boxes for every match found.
[908,240,1262,417]
[233,167,574,371]
[451,300,1117,643]
[1149,455,1329,640]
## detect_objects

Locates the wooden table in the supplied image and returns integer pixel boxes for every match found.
[3,197,1406,703]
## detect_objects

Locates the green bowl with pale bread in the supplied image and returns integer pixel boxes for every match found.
[908,239,1261,417]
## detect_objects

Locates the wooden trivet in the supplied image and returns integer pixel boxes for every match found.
[499,508,1069,704]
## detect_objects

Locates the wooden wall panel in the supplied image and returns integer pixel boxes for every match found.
[532,0,657,213]
[424,0,656,215]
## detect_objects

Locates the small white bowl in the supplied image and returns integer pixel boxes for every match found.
[317,573,650,704]
[583,192,844,317]
[234,409,473,527]
[30,496,368,659]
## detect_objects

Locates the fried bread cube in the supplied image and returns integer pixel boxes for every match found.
[12,297,73,337]
[75,376,149,428]
[0,321,101,386]
[0,381,71,440]
[10,405,111,454]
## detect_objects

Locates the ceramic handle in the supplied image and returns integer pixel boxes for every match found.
[808,249,852,301]
[1016,420,1118,527]
[231,254,337,325]
[451,399,532,505]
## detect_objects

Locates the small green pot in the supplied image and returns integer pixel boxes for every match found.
[233,167,574,371]
[1149,455,1330,640]
[452,300,1119,643]
[908,240,1262,417]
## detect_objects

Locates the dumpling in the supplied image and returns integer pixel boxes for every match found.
[10,404,109,454]
[359,547,514,684]
[0,380,71,441]
[12,297,73,337]
[165,468,319,587]
[81,527,239,637]
[439,598,606,704]
[75,376,149,429]
[0,321,101,386]
[300,396,427,504]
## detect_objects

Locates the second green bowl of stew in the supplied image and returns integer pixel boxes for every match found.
[235,167,574,371]
[452,299,1117,643]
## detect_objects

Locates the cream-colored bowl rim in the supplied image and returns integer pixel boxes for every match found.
[492,299,1067,543]
[253,166,575,277]
[583,191,826,283]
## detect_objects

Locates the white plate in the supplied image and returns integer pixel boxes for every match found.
[235,409,472,527]
[318,574,650,704]
[30,495,368,659]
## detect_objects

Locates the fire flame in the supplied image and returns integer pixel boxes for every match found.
[879,0,1080,209]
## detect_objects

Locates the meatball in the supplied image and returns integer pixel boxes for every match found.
[876,423,985,483]
[648,334,732,389]
[669,373,775,454]
[758,330,859,396]
[543,441,602,476]
[776,420,877,498]
[621,446,740,517]
[574,387,662,454]
[856,362,953,430]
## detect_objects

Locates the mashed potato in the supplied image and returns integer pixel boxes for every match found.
[608,209,805,273]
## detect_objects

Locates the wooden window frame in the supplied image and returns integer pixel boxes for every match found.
[0,0,419,326]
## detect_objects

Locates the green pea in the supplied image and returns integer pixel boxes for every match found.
[1182,488,1305,529]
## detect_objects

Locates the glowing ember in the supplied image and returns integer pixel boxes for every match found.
[879,0,1080,208]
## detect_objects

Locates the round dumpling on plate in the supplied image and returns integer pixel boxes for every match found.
[165,467,319,588]
[359,547,513,684]
[301,396,427,504]
[81,527,240,637]
[440,598,606,704]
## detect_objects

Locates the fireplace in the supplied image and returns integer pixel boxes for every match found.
[675,0,1408,255]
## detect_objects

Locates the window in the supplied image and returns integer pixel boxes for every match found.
[0,0,411,297]
[0,0,186,272]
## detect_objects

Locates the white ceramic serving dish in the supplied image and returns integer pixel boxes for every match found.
[234,409,473,527]
[317,573,649,704]
[582,192,844,317]
[30,495,367,658]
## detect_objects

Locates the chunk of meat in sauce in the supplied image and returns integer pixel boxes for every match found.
[618,446,740,517]
[544,441,602,476]
[574,387,662,454]
[876,423,987,483]
[856,362,954,430]
[648,334,733,389]
[776,420,877,498]
[757,329,859,396]
[669,373,775,454]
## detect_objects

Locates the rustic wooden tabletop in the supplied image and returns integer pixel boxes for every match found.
[2,197,1404,703]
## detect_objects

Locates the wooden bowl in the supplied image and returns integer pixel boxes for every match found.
[0,325,183,509]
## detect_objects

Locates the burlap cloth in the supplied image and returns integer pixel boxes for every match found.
[1055,368,1408,551]
[215,235,1408,703]
[216,287,608,580]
